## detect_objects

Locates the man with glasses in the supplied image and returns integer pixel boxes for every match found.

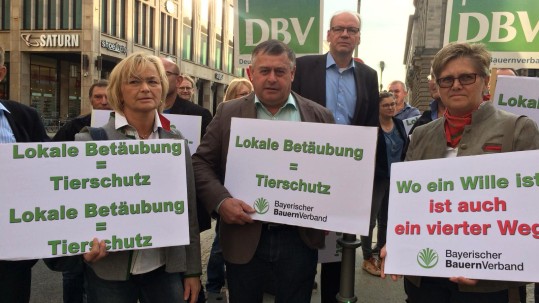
[178,75,196,102]
[292,10,379,303]
[387,80,420,120]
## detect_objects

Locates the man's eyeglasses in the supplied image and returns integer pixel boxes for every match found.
[178,86,193,91]
[436,73,478,88]
[330,26,360,35]
[381,102,396,108]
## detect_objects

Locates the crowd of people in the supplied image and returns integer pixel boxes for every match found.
[0,8,538,303]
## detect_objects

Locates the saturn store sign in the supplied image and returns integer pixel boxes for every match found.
[20,33,80,48]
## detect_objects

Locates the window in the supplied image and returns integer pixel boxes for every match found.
[0,0,10,30]
[214,0,224,70]
[134,0,155,47]
[182,0,193,61]
[199,0,209,65]
[226,4,234,73]
[160,12,177,56]
[23,0,81,30]
[101,0,126,39]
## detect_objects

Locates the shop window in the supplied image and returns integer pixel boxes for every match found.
[30,61,58,126]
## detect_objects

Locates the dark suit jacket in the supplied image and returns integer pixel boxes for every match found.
[192,92,335,264]
[168,96,213,138]
[0,99,49,303]
[292,53,379,127]
[168,96,214,232]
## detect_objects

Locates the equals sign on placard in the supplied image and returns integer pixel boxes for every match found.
[289,163,298,171]
[96,161,107,169]
[96,222,107,231]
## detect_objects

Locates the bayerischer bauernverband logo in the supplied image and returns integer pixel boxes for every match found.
[417,248,439,269]
[253,197,269,214]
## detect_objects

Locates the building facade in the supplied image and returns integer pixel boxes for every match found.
[0,0,243,130]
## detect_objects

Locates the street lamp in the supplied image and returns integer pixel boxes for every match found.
[379,61,385,91]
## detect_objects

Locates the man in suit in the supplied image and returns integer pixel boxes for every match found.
[160,57,213,233]
[53,80,110,142]
[0,46,50,302]
[193,39,334,303]
[291,10,379,302]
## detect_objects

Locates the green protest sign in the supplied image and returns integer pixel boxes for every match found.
[444,0,539,68]
[234,0,322,67]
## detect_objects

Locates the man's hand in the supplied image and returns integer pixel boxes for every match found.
[449,276,478,286]
[83,238,108,263]
[218,198,255,225]
[380,245,401,281]
[183,277,201,303]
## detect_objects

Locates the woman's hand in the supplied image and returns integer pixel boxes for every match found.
[380,245,402,281]
[183,276,201,303]
[83,238,108,263]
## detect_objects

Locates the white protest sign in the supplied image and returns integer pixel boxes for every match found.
[385,151,539,282]
[0,140,189,260]
[224,118,377,235]
[493,75,539,126]
[91,110,202,152]
[402,115,420,135]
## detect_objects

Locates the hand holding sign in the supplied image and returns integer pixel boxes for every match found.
[219,197,255,225]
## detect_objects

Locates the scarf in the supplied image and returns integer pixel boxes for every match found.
[444,111,472,148]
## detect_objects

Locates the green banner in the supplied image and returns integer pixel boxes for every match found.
[234,0,322,67]
[445,0,539,68]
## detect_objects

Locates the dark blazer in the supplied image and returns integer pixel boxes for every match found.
[292,53,380,127]
[168,95,213,232]
[168,96,213,139]
[1,100,49,142]
[192,92,335,264]
[0,99,49,303]
[52,114,91,141]
[375,117,408,179]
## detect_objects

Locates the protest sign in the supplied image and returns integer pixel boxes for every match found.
[224,118,377,235]
[385,151,539,282]
[493,75,539,126]
[402,115,420,135]
[0,140,189,260]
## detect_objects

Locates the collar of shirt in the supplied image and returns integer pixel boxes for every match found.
[0,103,16,143]
[254,93,301,122]
[114,110,162,139]
[325,53,357,125]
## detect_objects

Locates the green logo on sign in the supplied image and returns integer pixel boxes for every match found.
[417,248,439,269]
[253,197,269,214]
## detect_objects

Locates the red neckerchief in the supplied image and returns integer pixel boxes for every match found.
[158,113,171,131]
[444,110,472,148]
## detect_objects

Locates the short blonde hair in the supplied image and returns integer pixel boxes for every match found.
[432,42,491,79]
[107,52,168,113]
[224,78,253,101]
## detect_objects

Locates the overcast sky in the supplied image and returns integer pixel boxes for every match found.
[324,0,415,89]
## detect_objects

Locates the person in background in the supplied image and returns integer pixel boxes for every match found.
[363,91,408,277]
[76,52,201,303]
[159,57,211,303]
[496,68,517,77]
[291,11,379,302]
[224,78,253,101]
[53,80,110,142]
[205,77,254,300]
[193,39,334,303]
[388,80,420,120]
[178,75,196,102]
[0,45,52,303]
[382,42,539,303]
[408,68,446,135]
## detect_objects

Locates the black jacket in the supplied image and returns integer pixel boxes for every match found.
[375,117,409,179]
